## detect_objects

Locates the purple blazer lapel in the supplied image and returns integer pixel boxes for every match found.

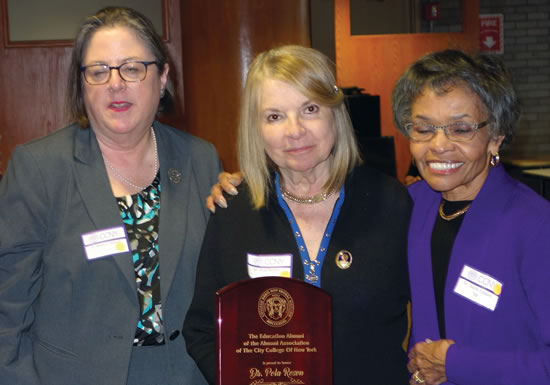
[443,166,512,338]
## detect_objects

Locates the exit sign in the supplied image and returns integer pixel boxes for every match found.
[480,14,504,54]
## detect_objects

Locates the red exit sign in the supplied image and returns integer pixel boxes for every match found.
[480,14,503,54]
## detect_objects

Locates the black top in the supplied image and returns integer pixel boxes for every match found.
[431,199,471,338]
[183,165,413,385]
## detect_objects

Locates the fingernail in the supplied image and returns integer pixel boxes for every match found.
[219,199,228,208]
[229,187,237,195]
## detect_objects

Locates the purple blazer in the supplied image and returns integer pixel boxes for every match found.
[408,165,550,385]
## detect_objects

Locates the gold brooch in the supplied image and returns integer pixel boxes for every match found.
[335,250,352,269]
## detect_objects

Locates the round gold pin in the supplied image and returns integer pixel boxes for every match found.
[335,250,352,269]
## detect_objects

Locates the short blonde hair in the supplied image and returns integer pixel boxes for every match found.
[238,45,362,209]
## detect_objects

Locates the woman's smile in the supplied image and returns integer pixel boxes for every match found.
[409,86,503,201]
[426,160,464,174]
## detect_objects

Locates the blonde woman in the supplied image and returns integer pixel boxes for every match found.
[183,45,412,385]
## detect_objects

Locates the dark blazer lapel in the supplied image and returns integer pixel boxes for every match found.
[72,126,137,294]
[154,124,193,304]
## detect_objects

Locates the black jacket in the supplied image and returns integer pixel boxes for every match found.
[183,165,412,385]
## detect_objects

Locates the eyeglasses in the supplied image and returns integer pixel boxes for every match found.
[405,121,489,142]
[80,61,158,85]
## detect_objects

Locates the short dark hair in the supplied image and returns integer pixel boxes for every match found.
[65,6,173,127]
[392,49,520,147]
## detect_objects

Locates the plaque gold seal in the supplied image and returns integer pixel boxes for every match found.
[258,287,294,327]
[335,250,352,269]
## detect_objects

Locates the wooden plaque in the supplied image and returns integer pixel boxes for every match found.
[216,277,333,385]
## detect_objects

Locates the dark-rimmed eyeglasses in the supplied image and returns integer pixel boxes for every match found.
[405,121,489,142]
[80,61,158,85]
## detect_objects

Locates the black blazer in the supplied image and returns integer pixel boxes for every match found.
[184,165,412,385]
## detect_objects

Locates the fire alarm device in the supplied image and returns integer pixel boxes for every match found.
[424,2,441,21]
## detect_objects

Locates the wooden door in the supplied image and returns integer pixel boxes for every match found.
[334,0,479,180]
[180,0,311,172]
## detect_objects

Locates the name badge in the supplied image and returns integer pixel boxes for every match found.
[453,265,503,311]
[82,226,130,261]
[247,253,292,279]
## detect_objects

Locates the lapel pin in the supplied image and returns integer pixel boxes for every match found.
[168,168,181,184]
[335,250,352,270]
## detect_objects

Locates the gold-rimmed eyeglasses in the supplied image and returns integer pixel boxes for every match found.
[80,61,158,85]
[405,121,489,142]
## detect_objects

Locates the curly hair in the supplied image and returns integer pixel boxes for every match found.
[392,49,520,147]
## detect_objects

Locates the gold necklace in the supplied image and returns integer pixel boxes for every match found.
[438,201,471,221]
[281,186,333,204]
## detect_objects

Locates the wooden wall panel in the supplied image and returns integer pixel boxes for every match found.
[334,0,479,180]
[180,0,311,172]
[0,0,310,175]
[0,0,73,172]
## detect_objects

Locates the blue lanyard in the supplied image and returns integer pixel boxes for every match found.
[275,173,345,287]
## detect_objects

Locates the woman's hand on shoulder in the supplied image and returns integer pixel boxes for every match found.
[206,171,244,213]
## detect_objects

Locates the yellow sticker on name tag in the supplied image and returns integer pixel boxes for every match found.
[81,226,130,260]
[453,265,503,311]
[247,253,292,279]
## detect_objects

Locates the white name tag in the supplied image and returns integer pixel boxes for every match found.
[247,253,292,279]
[82,226,130,261]
[453,265,503,311]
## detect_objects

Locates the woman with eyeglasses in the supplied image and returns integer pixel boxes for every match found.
[392,50,550,385]
[0,7,220,385]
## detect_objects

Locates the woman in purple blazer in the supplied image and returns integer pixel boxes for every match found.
[392,49,550,385]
